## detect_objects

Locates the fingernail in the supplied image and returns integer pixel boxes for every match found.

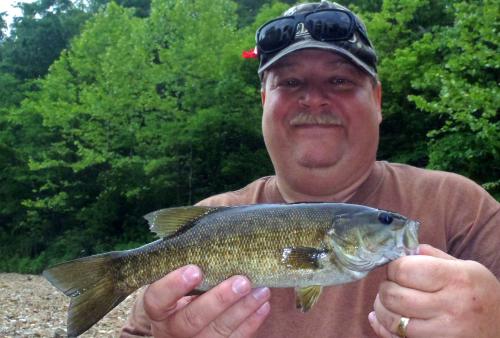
[368,311,376,323]
[182,265,201,284]
[251,287,270,301]
[232,277,251,295]
[256,302,270,316]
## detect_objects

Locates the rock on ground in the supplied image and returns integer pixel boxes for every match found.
[0,273,139,337]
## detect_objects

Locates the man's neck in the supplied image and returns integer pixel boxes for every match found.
[275,162,375,203]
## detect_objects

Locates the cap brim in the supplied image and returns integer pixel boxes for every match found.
[258,39,376,79]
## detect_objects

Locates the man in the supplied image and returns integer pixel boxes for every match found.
[121,1,500,337]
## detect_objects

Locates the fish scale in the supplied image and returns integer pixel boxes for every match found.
[122,207,327,288]
[43,202,419,337]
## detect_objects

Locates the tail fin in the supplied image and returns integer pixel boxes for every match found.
[43,252,130,337]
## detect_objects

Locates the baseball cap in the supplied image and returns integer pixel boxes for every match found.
[256,1,378,78]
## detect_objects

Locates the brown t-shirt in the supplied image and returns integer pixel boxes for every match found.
[120,161,500,337]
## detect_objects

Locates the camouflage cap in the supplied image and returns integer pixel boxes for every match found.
[257,1,377,78]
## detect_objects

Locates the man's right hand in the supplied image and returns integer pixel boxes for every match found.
[143,265,271,338]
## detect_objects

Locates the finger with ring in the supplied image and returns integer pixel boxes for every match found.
[397,316,410,338]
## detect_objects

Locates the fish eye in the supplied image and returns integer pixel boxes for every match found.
[378,212,393,225]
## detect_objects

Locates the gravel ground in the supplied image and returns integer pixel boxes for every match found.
[0,273,139,337]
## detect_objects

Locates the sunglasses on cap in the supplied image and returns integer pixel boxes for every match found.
[256,9,371,55]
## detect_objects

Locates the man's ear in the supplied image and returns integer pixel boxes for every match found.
[261,88,266,106]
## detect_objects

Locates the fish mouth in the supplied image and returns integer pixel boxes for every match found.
[402,220,420,255]
[290,112,342,127]
[379,220,420,261]
[385,220,420,259]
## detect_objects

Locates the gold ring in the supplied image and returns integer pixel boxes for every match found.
[396,316,410,338]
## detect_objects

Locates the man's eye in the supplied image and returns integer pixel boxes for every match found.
[282,79,300,87]
[330,78,349,86]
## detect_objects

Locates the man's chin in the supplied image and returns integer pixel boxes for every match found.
[295,157,340,170]
[295,151,342,169]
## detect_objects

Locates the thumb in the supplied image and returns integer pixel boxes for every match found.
[417,244,456,260]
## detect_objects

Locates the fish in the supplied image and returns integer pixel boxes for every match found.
[43,203,420,337]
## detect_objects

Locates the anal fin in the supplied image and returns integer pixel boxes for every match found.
[295,285,323,312]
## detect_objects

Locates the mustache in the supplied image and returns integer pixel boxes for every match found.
[289,112,343,126]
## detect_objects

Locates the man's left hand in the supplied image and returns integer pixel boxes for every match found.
[368,244,500,338]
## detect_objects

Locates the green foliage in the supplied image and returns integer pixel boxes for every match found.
[0,12,7,40]
[2,0,91,81]
[364,0,454,165]
[0,0,498,272]
[1,0,274,272]
[234,0,296,27]
[365,0,499,195]
[408,0,499,196]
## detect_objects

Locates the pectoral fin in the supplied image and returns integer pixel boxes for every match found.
[295,285,323,312]
[281,247,326,269]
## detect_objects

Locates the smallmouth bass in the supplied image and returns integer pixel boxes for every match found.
[43,203,420,337]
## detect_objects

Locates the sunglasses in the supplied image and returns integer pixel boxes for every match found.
[256,9,370,55]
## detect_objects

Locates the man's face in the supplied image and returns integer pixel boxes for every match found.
[261,49,382,193]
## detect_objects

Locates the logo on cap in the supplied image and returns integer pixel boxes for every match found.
[295,22,311,39]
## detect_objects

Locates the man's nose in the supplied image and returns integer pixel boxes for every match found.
[298,83,330,109]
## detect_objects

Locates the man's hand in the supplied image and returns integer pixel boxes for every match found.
[143,265,271,338]
[368,244,500,338]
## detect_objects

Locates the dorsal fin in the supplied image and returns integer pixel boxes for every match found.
[144,206,223,238]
